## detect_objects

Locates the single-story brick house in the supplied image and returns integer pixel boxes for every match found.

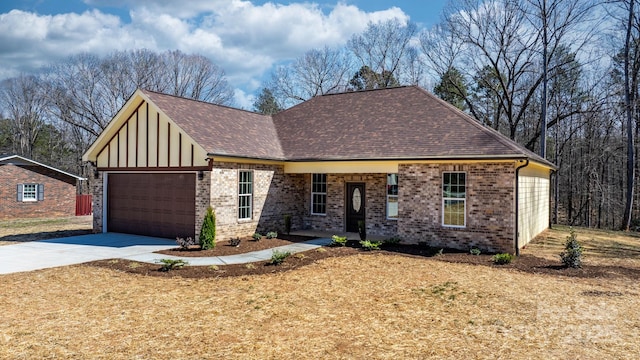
[82,86,554,253]
[0,155,85,219]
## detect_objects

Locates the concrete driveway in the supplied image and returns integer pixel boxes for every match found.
[0,233,176,275]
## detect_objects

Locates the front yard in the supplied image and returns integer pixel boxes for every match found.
[0,216,92,245]
[0,224,638,358]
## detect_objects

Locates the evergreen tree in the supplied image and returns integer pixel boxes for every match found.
[253,88,282,115]
[199,206,216,250]
[433,67,468,111]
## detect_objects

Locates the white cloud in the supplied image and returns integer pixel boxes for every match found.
[234,88,256,110]
[0,1,409,96]
[0,9,133,77]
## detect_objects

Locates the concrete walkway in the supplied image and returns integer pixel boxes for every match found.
[0,233,331,275]
[122,237,331,266]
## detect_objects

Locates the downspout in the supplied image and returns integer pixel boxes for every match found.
[514,159,530,256]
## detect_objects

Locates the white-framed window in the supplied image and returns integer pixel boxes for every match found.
[238,170,253,220]
[387,173,398,220]
[442,172,466,227]
[17,183,42,202]
[311,173,327,215]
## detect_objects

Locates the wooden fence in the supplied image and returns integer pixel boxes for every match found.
[75,194,93,216]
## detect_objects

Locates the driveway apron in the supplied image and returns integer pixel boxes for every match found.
[0,233,175,275]
[0,234,332,275]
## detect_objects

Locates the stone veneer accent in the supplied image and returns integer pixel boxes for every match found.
[303,173,398,238]
[208,162,305,241]
[0,164,77,219]
[92,169,103,233]
[397,162,515,253]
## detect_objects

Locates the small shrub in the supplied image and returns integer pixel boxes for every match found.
[316,248,327,253]
[492,253,514,265]
[560,228,583,268]
[229,238,241,247]
[383,236,401,246]
[270,250,291,265]
[199,206,216,250]
[330,235,348,247]
[252,233,262,241]
[157,259,188,272]
[470,248,481,256]
[435,248,444,256]
[360,240,381,251]
[209,265,219,271]
[266,231,278,239]
[176,236,197,250]
[284,214,292,235]
[245,263,256,269]
[294,253,306,260]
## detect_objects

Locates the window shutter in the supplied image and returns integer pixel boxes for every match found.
[38,184,44,201]
[17,184,23,202]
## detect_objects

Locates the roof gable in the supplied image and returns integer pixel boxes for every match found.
[83,90,211,167]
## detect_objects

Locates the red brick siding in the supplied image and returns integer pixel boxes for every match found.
[397,163,515,253]
[0,164,77,219]
[208,162,305,241]
[303,173,398,238]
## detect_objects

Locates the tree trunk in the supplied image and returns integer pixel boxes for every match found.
[622,0,636,231]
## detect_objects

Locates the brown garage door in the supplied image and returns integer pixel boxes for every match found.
[107,173,196,239]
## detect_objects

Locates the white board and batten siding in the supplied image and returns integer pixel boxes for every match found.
[95,101,208,169]
[518,164,551,247]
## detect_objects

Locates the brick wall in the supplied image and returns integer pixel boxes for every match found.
[303,173,398,238]
[398,162,515,253]
[0,164,77,219]
[209,162,305,241]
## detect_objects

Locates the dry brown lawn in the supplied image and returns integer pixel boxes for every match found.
[0,225,639,359]
[0,216,92,245]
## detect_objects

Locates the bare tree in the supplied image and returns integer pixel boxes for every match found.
[423,0,597,146]
[622,0,637,230]
[0,74,48,158]
[348,19,419,88]
[160,50,234,105]
[269,46,351,107]
[524,0,599,158]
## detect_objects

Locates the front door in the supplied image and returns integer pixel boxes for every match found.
[346,183,365,232]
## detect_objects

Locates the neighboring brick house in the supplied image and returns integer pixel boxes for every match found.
[83,86,555,253]
[0,155,85,219]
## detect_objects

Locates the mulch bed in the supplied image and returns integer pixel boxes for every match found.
[88,240,640,280]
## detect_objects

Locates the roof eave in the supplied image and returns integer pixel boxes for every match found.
[0,155,86,180]
[210,153,556,169]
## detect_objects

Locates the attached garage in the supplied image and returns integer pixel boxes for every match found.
[107,173,196,239]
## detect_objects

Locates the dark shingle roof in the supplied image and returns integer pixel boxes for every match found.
[141,86,552,167]
[273,86,549,164]
[141,90,285,160]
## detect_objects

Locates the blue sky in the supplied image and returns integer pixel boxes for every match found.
[0,0,449,107]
